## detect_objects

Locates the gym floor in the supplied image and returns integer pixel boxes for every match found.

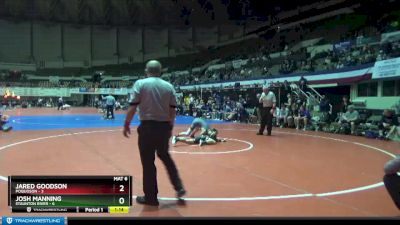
[0,107,399,217]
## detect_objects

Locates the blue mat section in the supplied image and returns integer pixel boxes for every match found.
[7,114,226,131]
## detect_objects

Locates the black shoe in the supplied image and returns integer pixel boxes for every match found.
[177,188,186,199]
[256,133,263,135]
[267,133,271,136]
[136,196,159,206]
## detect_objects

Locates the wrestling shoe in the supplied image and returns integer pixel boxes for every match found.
[172,136,177,145]
[199,139,205,146]
[2,126,12,132]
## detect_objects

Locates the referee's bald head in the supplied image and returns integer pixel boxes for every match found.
[145,60,162,77]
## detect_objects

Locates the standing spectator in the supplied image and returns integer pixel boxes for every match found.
[123,60,186,206]
[299,76,308,91]
[257,85,276,136]
[340,95,352,113]
[319,95,331,123]
[287,102,298,128]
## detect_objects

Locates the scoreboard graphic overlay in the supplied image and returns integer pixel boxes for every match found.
[8,176,132,214]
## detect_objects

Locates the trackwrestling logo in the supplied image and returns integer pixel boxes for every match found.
[2,217,64,225]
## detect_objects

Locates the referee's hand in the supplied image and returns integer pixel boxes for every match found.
[123,121,131,138]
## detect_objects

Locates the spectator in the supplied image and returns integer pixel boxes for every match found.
[287,102,298,128]
[339,105,359,135]
[276,104,289,128]
[340,96,352,114]
[379,110,399,139]
[299,76,308,91]
[294,105,311,130]
[319,95,331,123]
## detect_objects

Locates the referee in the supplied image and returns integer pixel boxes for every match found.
[123,60,186,206]
[257,84,276,136]
[103,94,116,119]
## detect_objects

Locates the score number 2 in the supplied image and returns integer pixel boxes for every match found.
[119,185,125,205]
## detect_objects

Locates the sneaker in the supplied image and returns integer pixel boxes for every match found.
[199,139,205,146]
[256,132,263,135]
[172,136,177,145]
[303,128,306,131]
[136,196,159,206]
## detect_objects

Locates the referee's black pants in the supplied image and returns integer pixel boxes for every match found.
[106,105,114,119]
[383,174,400,210]
[259,107,273,135]
[137,121,184,201]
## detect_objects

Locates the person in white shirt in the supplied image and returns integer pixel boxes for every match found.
[276,104,289,128]
[57,97,63,111]
[257,85,276,136]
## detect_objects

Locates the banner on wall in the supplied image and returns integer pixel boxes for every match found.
[372,57,400,79]
[381,31,400,43]
[0,87,129,97]
[4,87,71,97]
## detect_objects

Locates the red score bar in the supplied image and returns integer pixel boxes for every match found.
[40,183,129,194]
[15,183,130,195]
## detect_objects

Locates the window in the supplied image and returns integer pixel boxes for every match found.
[382,80,400,96]
[357,82,378,97]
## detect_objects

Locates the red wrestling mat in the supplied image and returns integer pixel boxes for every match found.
[0,111,399,217]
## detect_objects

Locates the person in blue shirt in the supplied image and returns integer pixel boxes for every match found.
[294,105,311,130]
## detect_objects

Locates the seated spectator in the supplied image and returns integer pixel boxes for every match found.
[379,110,399,139]
[285,93,293,108]
[287,102,298,128]
[276,104,289,128]
[339,105,359,135]
[295,105,311,130]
